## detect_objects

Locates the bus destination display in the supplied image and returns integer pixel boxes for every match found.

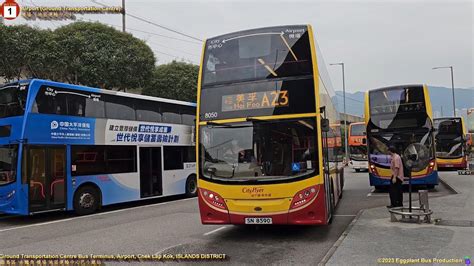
[221,90,289,112]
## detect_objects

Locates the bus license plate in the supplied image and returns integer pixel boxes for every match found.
[245,217,272,224]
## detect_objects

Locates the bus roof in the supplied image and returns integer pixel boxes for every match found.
[1,79,196,108]
[433,117,462,121]
[206,24,309,40]
[368,84,425,93]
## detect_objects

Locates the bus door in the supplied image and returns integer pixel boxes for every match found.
[139,147,163,198]
[320,114,332,215]
[26,146,66,213]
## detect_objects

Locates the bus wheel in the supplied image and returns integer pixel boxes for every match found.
[73,186,100,215]
[355,169,360,172]
[185,175,198,197]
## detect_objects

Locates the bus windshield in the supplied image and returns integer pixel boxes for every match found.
[350,123,365,136]
[434,118,464,158]
[202,26,312,86]
[369,86,428,129]
[368,129,434,171]
[350,146,367,160]
[0,84,28,118]
[200,118,318,182]
[0,145,18,186]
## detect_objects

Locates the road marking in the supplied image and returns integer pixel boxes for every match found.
[319,210,364,265]
[0,197,196,233]
[203,226,227,236]
[333,215,357,217]
[154,243,187,255]
[367,193,386,197]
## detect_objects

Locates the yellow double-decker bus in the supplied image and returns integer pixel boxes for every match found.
[434,117,468,170]
[196,25,343,225]
[365,85,438,189]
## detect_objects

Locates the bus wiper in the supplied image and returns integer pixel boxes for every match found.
[205,121,232,127]
[257,58,278,77]
[280,33,298,61]
[246,116,267,122]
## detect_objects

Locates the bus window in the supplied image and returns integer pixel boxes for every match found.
[164,146,195,170]
[72,146,106,176]
[72,145,137,176]
[34,86,68,115]
[161,104,181,124]
[105,146,136,174]
[135,99,162,122]
[181,106,195,126]
[84,97,105,118]
[105,95,136,121]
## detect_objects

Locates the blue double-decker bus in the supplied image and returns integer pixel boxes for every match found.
[0,79,196,215]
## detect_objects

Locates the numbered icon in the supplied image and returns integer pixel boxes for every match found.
[1,0,21,20]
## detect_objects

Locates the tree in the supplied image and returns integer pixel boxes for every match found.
[53,22,156,90]
[142,61,199,102]
[0,25,59,81]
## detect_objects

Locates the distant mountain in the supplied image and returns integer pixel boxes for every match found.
[334,86,474,118]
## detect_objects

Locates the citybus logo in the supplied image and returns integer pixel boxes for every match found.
[1,0,21,20]
[242,187,264,194]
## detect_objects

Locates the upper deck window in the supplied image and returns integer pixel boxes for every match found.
[32,85,195,125]
[0,84,28,118]
[350,124,365,136]
[202,26,312,86]
[368,86,429,129]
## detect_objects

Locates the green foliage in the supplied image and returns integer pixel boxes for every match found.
[142,61,199,102]
[0,22,155,91]
[0,25,58,81]
[54,22,155,90]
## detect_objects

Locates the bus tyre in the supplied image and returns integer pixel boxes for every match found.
[73,186,100,215]
[355,169,360,172]
[185,175,197,197]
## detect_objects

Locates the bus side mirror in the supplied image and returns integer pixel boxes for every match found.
[321,119,330,132]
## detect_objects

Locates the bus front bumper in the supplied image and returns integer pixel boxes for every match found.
[349,160,368,170]
[198,184,328,225]
[369,172,439,187]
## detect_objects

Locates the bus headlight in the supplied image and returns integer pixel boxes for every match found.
[290,185,319,210]
[199,188,227,210]
[7,190,15,199]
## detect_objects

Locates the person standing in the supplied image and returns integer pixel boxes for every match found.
[387,146,404,208]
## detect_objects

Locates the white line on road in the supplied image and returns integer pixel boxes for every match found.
[203,226,227,236]
[154,243,188,255]
[0,197,196,233]
[367,193,386,197]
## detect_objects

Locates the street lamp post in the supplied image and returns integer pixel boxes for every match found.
[432,66,456,116]
[330,62,348,162]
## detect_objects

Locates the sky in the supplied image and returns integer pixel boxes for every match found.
[4,0,473,93]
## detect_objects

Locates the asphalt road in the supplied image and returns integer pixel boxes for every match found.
[0,168,453,265]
